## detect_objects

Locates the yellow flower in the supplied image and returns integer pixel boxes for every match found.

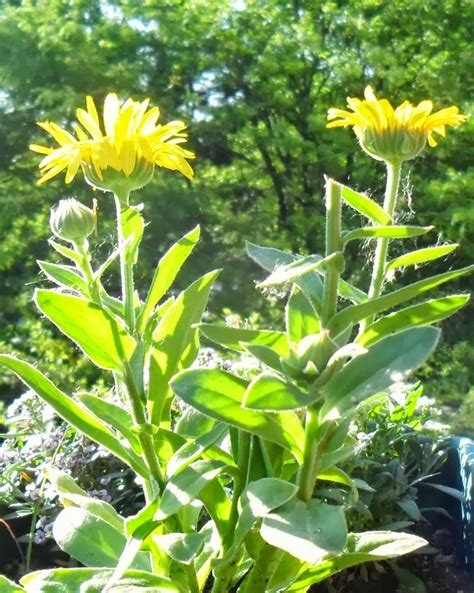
[327,86,467,163]
[30,94,196,192]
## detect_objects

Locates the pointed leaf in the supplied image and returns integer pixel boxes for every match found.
[246,242,323,311]
[148,270,220,424]
[241,343,283,373]
[286,287,320,344]
[357,295,470,347]
[223,478,298,562]
[138,226,200,333]
[171,368,305,462]
[199,324,289,356]
[342,225,433,245]
[76,393,141,454]
[286,531,427,589]
[386,244,459,273]
[243,373,314,411]
[52,507,150,570]
[328,265,474,335]
[35,290,136,371]
[20,568,179,593]
[38,261,88,292]
[45,466,123,531]
[341,185,391,224]
[0,356,146,476]
[166,423,231,478]
[156,459,226,520]
[322,327,440,417]
[258,252,344,288]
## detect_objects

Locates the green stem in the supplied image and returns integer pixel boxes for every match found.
[226,431,251,548]
[361,160,402,331]
[114,192,135,333]
[211,433,252,592]
[122,363,165,496]
[297,406,321,501]
[321,178,342,327]
[238,545,285,593]
[76,240,102,304]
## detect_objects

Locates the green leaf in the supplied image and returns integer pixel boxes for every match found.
[337,279,368,304]
[257,252,344,288]
[156,459,226,520]
[340,184,391,225]
[342,225,433,245]
[198,478,232,542]
[286,286,320,344]
[171,369,305,462]
[261,499,347,564]
[137,226,200,333]
[52,507,150,570]
[0,576,24,593]
[49,239,82,266]
[166,423,231,478]
[77,393,142,454]
[0,356,147,477]
[148,270,220,424]
[38,261,88,292]
[246,242,324,311]
[20,568,179,593]
[397,499,422,521]
[35,290,136,372]
[327,265,474,335]
[221,478,298,562]
[357,295,470,347]
[241,343,284,373]
[285,531,427,589]
[317,467,355,491]
[199,324,289,356]
[386,244,459,273]
[154,533,205,565]
[45,466,123,531]
[243,373,314,411]
[322,327,441,417]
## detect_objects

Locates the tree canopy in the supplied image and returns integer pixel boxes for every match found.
[0,0,472,416]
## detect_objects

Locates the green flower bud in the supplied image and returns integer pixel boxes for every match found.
[50,198,95,243]
[296,330,338,373]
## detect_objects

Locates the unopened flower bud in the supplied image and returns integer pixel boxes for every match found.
[50,198,95,243]
[296,330,338,373]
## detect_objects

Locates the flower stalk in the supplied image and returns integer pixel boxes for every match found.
[361,160,402,332]
[114,192,136,333]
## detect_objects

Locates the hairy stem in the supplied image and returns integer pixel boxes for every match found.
[76,240,102,304]
[361,160,402,331]
[114,192,135,333]
[320,178,342,327]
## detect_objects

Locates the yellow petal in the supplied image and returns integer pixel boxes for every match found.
[119,139,137,176]
[103,93,120,138]
[37,121,77,146]
[29,144,52,155]
[86,96,100,127]
[76,109,103,139]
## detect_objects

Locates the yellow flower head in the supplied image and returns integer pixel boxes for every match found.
[327,86,467,163]
[30,93,196,193]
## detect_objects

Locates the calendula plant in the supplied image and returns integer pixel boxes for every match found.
[0,88,470,593]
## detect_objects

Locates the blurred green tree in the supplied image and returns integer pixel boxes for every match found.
[0,0,472,416]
